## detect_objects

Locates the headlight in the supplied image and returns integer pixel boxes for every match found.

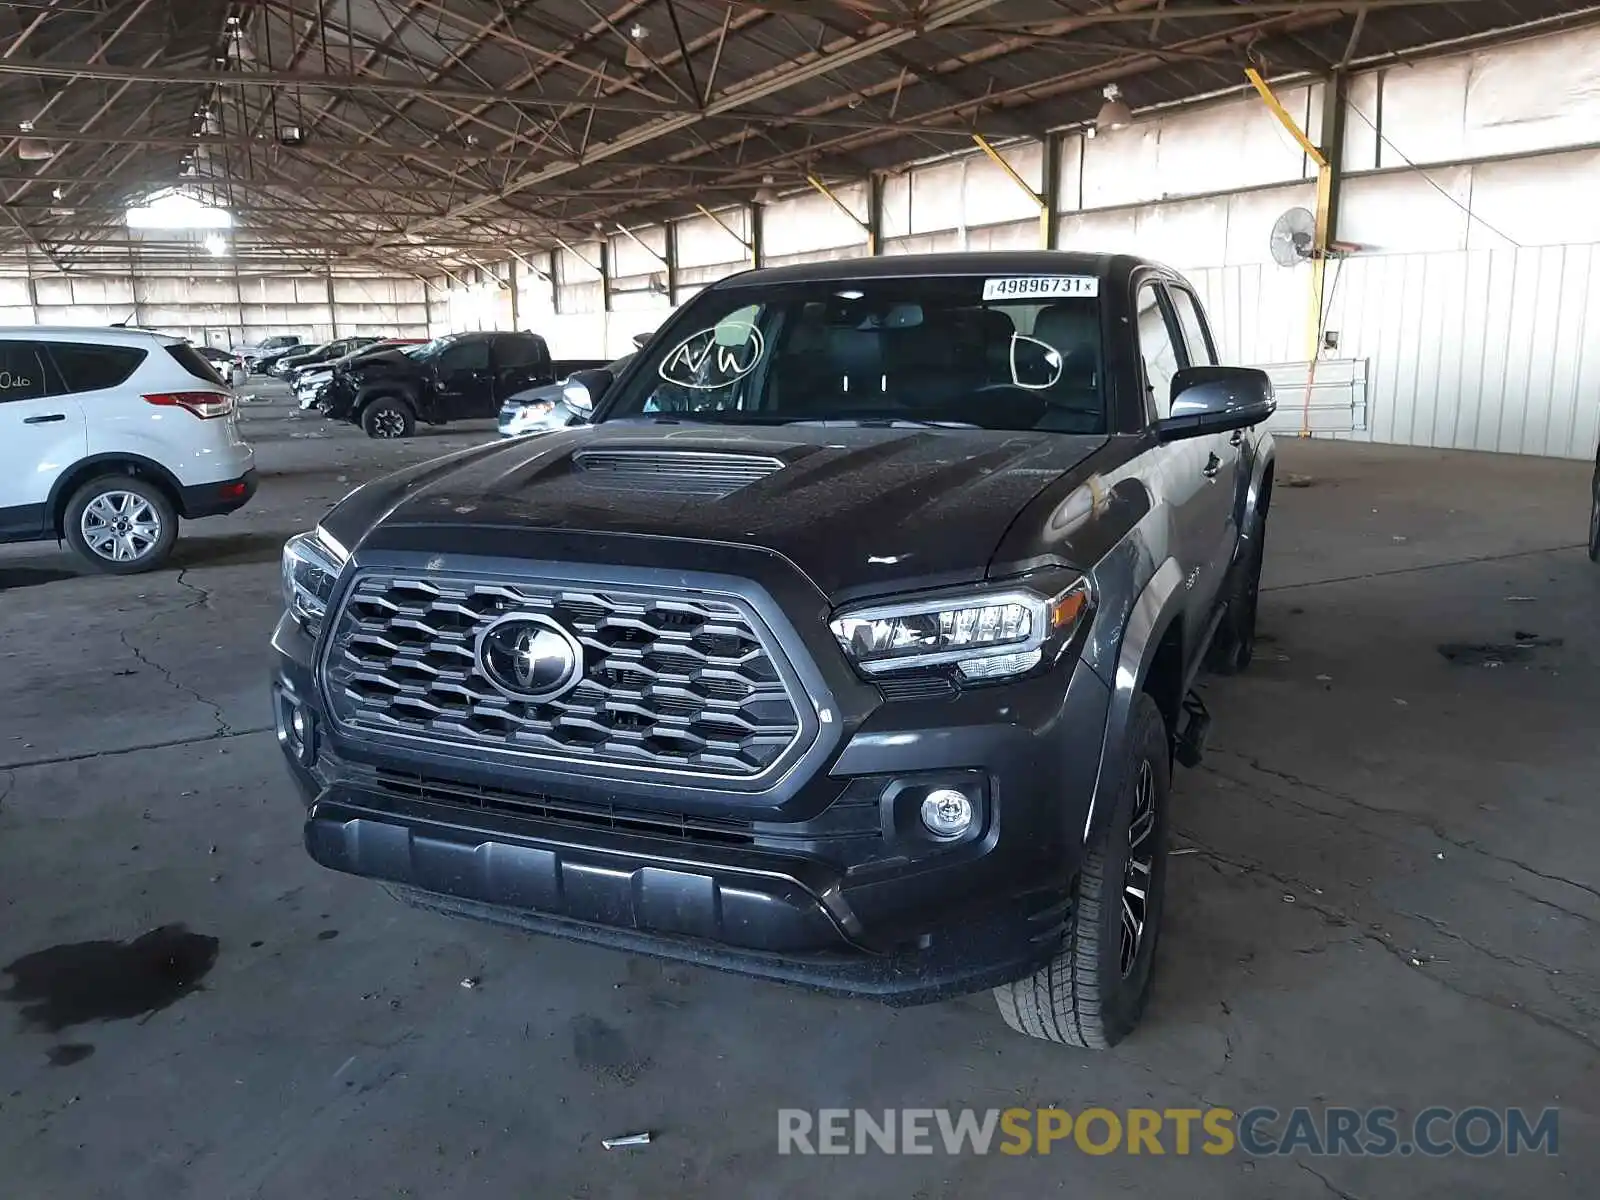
[829,576,1092,682]
[281,528,348,636]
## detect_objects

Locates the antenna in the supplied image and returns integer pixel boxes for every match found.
[1269,207,1317,268]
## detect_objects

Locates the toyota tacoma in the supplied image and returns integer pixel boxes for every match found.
[273,252,1276,1047]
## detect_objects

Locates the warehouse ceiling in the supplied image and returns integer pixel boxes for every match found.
[2,0,1596,275]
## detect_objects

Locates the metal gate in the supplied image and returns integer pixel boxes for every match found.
[1254,358,1369,435]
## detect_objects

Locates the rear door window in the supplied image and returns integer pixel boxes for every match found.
[493,334,547,370]
[47,342,148,393]
[164,344,226,386]
[0,340,53,402]
[438,339,491,373]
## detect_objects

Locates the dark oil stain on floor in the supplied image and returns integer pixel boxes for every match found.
[45,1043,95,1068]
[1,925,219,1034]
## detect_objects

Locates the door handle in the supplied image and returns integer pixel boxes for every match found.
[23,413,66,424]
[1203,452,1221,480]
[1229,429,1244,446]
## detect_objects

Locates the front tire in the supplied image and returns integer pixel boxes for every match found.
[361,397,415,439]
[994,692,1171,1048]
[63,475,178,574]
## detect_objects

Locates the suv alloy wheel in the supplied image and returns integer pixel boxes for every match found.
[63,475,178,573]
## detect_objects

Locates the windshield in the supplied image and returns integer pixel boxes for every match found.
[600,275,1104,433]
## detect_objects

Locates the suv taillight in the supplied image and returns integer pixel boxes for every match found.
[144,391,235,419]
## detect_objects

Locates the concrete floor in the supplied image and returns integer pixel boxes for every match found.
[1,395,1596,1199]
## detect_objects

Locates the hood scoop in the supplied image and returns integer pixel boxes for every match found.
[570,448,785,496]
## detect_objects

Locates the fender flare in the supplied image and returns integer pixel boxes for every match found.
[45,453,186,534]
[1239,438,1277,543]
[1081,555,1188,844]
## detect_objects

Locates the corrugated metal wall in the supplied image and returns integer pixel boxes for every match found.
[1327,244,1600,459]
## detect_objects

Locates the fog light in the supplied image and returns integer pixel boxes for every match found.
[920,788,974,839]
[275,687,316,766]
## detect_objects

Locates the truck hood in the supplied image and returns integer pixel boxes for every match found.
[340,349,420,378]
[332,422,1107,602]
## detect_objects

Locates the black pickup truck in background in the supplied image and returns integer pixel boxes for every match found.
[321,330,609,438]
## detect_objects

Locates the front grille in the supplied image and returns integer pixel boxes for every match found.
[572,449,783,495]
[371,768,757,846]
[324,572,805,777]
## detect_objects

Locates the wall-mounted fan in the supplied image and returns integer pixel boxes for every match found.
[1269,206,1317,267]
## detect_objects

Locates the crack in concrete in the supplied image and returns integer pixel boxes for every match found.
[1210,750,1600,908]
[0,767,13,810]
[1506,883,1599,928]
[1297,1161,1366,1200]
[1262,541,1585,593]
[1178,833,1600,1054]
[118,628,232,738]
[0,725,274,772]
[1395,907,1570,978]
[174,567,213,610]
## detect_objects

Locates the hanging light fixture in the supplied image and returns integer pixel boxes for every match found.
[1095,83,1133,132]
[753,174,780,206]
[625,23,652,69]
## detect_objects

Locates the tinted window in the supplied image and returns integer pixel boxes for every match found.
[0,340,52,402]
[438,339,491,373]
[1134,283,1182,420]
[165,344,226,386]
[1168,286,1217,367]
[601,277,1105,434]
[494,334,548,370]
[47,342,147,393]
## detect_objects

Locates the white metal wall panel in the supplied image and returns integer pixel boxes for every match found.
[1080,88,1312,212]
[676,210,748,268]
[560,280,603,314]
[1222,184,1318,266]
[1322,245,1600,459]
[611,225,667,278]
[764,185,869,256]
[1464,27,1600,159]
[763,245,869,269]
[966,219,1038,252]
[963,143,1043,226]
[909,160,965,235]
[1185,263,1310,368]
[884,230,963,255]
[1341,169,1476,253]
[679,261,747,288]
[1466,150,1600,248]
[882,172,913,238]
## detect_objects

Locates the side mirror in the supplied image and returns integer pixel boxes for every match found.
[1157,366,1275,442]
[562,368,613,417]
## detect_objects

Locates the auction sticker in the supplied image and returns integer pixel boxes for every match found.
[982,275,1099,300]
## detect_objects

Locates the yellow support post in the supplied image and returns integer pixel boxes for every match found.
[971,133,1050,248]
[1244,67,1334,405]
[805,175,873,251]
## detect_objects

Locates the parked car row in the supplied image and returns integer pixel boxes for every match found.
[301,330,610,438]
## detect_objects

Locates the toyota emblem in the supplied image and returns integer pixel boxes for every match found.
[475,613,584,703]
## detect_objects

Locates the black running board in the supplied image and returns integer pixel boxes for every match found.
[1174,689,1211,768]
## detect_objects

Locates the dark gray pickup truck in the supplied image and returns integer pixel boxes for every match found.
[273,251,1276,1048]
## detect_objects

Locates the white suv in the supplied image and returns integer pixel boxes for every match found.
[0,327,257,573]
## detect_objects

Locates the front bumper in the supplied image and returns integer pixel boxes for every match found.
[272,556,1113,1003]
